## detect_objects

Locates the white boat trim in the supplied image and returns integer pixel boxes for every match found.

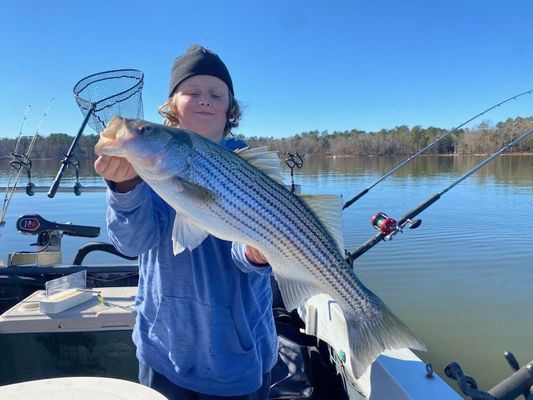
[299,293,461,399]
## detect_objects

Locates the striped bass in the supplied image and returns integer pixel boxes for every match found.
[95,116,425,378]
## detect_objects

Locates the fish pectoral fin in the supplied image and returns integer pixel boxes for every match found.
[172,214,210,255]
[234,146,284,185]
[274,273,322,312]
[299,194,345,252]
[169,177,217,204]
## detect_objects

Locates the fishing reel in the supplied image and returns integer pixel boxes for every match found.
[285,152,303,194]
[57,152,84,196]
[445,351,533,400]
[68,153,83,196]
[7,151,82,196]
[370,211,422,239]
[10,152,36,196]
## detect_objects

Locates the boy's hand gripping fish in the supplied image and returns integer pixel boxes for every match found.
[95,116,425,378]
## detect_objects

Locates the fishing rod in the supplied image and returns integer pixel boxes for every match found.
[342,89,533,210]
[345,127,533,264]
[0,105,31,228]
[0,99,54,227]
[11,105,31,156]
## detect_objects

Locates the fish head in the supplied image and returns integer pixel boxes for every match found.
[95,116,193,181]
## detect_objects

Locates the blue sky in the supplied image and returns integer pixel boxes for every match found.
[1,0,533,140]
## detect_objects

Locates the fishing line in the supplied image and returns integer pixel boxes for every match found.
[342,89,533,210]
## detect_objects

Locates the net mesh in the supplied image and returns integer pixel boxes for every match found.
[73,69,144,133]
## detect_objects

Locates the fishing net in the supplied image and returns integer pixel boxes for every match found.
[73,69,144,133]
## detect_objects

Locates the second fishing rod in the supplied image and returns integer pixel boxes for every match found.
[342,89,533,210]
[345,126,533,264]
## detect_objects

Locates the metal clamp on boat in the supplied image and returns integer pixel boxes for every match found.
[7,214,100,267]
[445,351,533,400]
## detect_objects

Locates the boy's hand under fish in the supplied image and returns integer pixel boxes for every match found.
[94,155,140,192]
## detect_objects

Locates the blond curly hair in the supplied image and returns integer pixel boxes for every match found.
[158,95,242,137]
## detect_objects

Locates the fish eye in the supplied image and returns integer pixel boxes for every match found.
[139,125,151,135]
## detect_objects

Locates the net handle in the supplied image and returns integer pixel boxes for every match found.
[47,106,94,198]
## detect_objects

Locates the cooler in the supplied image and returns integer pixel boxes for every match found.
[0,286,138,385]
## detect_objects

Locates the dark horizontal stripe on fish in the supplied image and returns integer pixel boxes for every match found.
[198,148,351,291]
[198,152,310,266]
[223,156,355,296]
[198,150,325,271]
[198,145,373,312]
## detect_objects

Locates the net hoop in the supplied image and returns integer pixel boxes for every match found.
[73,69,144,132]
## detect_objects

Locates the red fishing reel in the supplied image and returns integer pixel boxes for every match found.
[370,211,422,238]
[370,212,398,235]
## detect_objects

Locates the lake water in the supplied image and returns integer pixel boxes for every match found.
[0,154,532,394]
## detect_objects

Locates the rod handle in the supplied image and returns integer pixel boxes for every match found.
[47,105,94,198]
[343,188,369,210]
[488,362,533,400]
[47,163,67,198]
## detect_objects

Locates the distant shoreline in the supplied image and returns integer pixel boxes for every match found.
[326,152,533,158]
[1,152,532,162]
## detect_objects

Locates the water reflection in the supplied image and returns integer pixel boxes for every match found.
[1,155,532,188]
[0,158,104,187]
[300,155,533,187]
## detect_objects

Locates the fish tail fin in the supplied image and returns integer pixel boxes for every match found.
[343,301,426,379]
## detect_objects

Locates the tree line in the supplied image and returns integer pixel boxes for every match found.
[243,116,533,156]
[1,116,532,160]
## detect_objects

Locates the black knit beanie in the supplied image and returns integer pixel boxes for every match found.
[169,44,234,97]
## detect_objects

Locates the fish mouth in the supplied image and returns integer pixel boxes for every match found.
[101,116,125,139]
[94,116,126,155]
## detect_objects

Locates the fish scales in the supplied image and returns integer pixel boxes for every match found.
[200,147,339,276]
[196,140,371,312]
[188,145,340,304]
[198,148,325,263]
[196,141,373,303]
[201,150,320,278]
[197,152,299,261]
[94,117,426,378]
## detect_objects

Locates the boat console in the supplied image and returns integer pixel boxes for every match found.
[0,214,138,315]
[8,214,100,267]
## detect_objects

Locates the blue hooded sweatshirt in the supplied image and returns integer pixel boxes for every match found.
[105,139,278,396]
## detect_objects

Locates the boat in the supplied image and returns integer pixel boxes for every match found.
[1,199,533,399]
[0,213,463,399]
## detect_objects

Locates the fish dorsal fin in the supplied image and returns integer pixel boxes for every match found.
[172,213,210,255]
[299,194,344,252]
[234,146,284,185]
